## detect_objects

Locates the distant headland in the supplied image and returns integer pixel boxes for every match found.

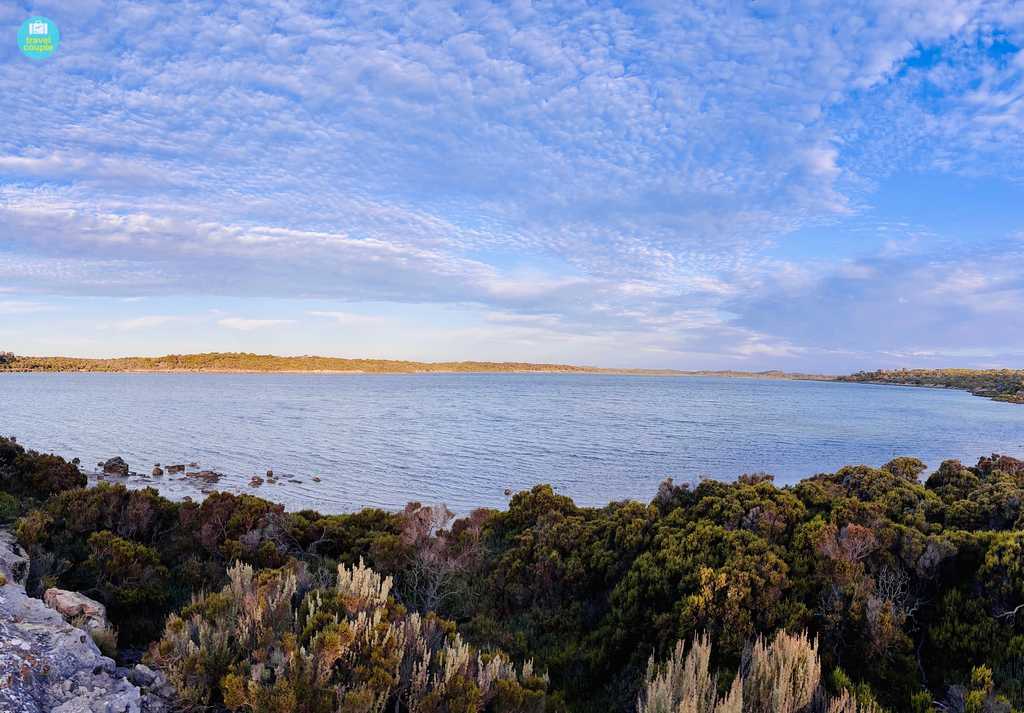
[0,351,828,379]
[837,368,1024,404]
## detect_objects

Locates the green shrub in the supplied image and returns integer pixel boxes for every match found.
[84,531,171,642]
[0,436,85,499]
[0,490,18,522]
[9,438,1024,712]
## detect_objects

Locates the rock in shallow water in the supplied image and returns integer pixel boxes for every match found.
[100,458,129,477]
[185,470,221,483]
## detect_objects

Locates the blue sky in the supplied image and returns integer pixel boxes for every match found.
[1,0,1023,372]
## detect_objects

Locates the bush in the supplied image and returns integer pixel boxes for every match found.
[10,439,1024,712]
[0,436,85,499]
[15,480,404,647]
[90,624,119,658]
[84,531,171,642]
[0,491,18,522]
[637,630,880,713]
[149,558,548,712]
[74,618,119,659]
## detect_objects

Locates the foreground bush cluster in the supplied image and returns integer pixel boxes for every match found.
[152,559,547,712]
[1,436,1022,712]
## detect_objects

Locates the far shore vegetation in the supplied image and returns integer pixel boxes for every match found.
[0,350,826,379]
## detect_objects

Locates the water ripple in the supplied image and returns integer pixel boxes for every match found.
[2,373,1023,513]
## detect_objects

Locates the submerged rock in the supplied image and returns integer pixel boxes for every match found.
[185,470,221,483]
[164,465,184,474]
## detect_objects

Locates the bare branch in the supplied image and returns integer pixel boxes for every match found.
[995,603,1024,620]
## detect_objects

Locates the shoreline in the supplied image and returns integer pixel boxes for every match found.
[0,368,834,378]
[3,354,1021,403]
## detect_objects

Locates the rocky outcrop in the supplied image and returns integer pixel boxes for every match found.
[43,589,108,632]
[0,531,174,713]
[0,531,29,586]
[100,458,129,477]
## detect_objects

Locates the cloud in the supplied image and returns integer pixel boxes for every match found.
[108,315,186,331]
[217,318,295,331]
[308,311,383,326]
[0,301,53,315]
[733,232,1024,366]
[1,1,1023,368]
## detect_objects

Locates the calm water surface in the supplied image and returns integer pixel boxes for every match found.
[2,373,1023,513]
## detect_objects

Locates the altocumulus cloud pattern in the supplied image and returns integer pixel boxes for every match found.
[1,0,1023,369]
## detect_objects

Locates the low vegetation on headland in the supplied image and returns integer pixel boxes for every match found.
[0,351,674,374]
[839,369,1024,404]
[2,435,1023,712]
[0,350,830,378]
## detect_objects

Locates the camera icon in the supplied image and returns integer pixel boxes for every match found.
[28,21,49,35]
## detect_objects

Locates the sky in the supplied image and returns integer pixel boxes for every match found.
[1,0,1023,372]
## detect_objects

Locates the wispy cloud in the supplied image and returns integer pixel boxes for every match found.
[218,318,295,332]
[0,301,53,315]
[308,311,382,326]
[109,315,186,331]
